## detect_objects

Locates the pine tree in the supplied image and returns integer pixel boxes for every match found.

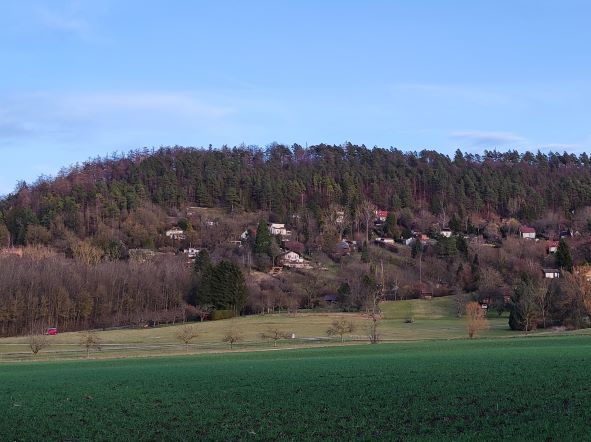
[555,239,573,272]
[254,220,272,255]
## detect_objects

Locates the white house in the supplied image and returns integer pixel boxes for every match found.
[268,223,290,236]
[166,227,185,240]
[542,268,560,279]
[279,251,312,269]
[440,229,452,238]
[183,248,200,259]
[375,238,396,245]
[520,226,536,239]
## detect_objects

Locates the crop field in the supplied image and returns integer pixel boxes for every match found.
[0,297,550,361]
[2,335,591,441]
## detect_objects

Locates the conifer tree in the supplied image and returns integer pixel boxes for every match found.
[555,239,573,272]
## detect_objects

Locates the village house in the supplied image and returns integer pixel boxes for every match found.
[268,223,291,236]
[183,247,200,259]
[375,210,388,223]
[278,250,312,269]
[542,268,560,279]
[440,228,452,238]
[335,211,345,224]
[519,226,536,239]
[165,227,185,240]
[547,240,559,254]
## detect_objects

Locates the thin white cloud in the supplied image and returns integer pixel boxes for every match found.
[451,131,526,146]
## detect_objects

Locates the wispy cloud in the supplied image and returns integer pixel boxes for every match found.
[451,130,526,146]
[36,7,89,34]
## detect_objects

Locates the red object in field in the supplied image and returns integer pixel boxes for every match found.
[46,327,58,335]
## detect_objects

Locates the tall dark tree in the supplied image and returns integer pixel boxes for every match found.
[254,220,272,255]
[555,239,573,272]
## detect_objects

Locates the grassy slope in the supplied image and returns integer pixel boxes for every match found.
[2,336,591,441]
[0,296,578,361]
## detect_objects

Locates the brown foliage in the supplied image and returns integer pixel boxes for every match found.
[465,301,488,338]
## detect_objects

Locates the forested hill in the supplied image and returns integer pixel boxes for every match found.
[1,144,591,247]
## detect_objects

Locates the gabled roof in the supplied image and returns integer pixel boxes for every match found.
[520,226,536,233]
[542,268,560,273]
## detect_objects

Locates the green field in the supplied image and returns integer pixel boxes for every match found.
[2,335,591,441]
[0,297,551,361]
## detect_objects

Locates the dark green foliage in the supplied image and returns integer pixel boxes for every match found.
[555,239,573,272]
[456,235,468,258]
[384,211,400,238]
[210,309,235,320]
[411,239,422,259]
[198,260,248,314]
[254,220,271,255]
[4,207,37,245]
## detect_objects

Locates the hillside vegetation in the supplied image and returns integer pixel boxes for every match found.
[2,145,591,336]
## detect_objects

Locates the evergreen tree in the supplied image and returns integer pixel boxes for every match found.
[555,239,573,272]
[254,219,272,255]
[384,211,400,238]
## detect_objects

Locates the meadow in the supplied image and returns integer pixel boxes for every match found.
[2,335,591,441]
[0,297,539,361]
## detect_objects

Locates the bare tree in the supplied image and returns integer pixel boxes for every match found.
[359,200,377,244]
[80,331,102,358]
[176,325,199,352]
[222,328,242,350]
[465,302,488,338]
[28,334,49,356]
[326,318,355,342]
[261,328,291,348]
[195,304,213,322]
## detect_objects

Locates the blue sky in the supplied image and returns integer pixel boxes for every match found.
[1,1,591,194]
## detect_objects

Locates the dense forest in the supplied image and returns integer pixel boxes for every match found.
[3,143,591,336]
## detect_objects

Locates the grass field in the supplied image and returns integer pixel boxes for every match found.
[0,296,582,361]
[2,335,591,441]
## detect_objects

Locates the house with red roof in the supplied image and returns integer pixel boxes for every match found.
[519,226,536,239]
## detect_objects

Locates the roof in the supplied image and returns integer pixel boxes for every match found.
[520,226,536,233]
[547,240,559,247]
[542,268,560,273]
[322,294,339,302]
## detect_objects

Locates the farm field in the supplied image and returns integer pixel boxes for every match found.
[2,335,591,441]
[0,297,559,361]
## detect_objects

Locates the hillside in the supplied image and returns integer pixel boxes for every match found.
[1,145,591,337]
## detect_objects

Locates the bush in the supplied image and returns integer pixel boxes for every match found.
[211,309,235,321]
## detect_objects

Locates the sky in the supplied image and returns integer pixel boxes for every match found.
[1,0,591,194]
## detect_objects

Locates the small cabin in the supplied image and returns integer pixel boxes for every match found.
[547,240,559,254]
[542,268,560,279]
[440,229,452,238]
[520,226,536,239]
